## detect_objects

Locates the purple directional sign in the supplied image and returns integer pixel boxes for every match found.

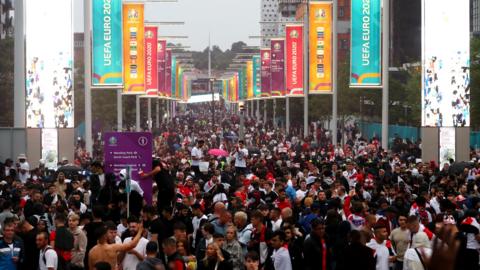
[104,132,153,204]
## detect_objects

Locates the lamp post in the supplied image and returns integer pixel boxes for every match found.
[239,101,245,140]
[303,1,309,139]
[381,0,390,149]
[84,0,93,153]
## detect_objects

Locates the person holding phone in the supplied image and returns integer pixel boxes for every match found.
[197,242,232,270]
[232,140,248,176]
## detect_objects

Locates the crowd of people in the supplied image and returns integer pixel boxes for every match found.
[0,103,478,270]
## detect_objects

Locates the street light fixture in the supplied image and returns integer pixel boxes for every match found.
[145,21,185,25]
[158,35,189,39]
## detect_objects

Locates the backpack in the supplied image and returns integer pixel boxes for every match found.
[43,247,63,270]
[55,226,74,251]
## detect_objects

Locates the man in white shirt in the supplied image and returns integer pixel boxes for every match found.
[119,169,144,196]
[367,222,396,270]
[270,230,292,270]
[344,162,358,189]
[191,203,208,249]
[232,140,248,175]
[37,231,58,270]
[191,140,205,178]
[270,208,283,232]
[120,219,149,270]
[429,188,444,215]
[296,179,308,201]
[403,232,431,270]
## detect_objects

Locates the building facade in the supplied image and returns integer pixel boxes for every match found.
[260,0,298,47]
[0,0,13,40]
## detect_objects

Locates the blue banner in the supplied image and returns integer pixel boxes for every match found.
[92,0,123,85]
[350,0,382,87]
[253,55,261,97]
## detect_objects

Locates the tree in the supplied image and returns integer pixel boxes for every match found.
[470,36,480,129]
[0,37,14,127]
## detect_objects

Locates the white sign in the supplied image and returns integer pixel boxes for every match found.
[42,129,58,170]
[422,0,470,127]
[25,0,74,128]
[439,127,455,166]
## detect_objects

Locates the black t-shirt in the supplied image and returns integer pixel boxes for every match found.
[149,217,168,243]
[263,191,278,205]
[19,227,39,270]
[155,170,175,198]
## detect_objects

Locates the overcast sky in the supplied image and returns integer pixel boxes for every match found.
[74,0,261,51]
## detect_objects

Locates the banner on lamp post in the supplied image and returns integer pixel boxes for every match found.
[309,1,332,93]
[253,55,262,98]
[270,38,286,97]
[144,26,158,96]
[286,24,304,96]
[246,60,254,100]
[350,0,382,87]
[261,48,272,97]
[157,40,167,98]
[165,49,172,98]
[92,0,123,85]
[123,3,145,94]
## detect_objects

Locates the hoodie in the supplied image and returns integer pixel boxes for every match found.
[136,257,165,270]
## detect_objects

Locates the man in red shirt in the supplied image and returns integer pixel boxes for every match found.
[49,214,73,269]
[275,188,292,210]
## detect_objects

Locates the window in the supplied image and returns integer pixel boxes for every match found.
[340,39,349,50]
[339,8,344,18]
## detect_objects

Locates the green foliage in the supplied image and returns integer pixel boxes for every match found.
[471,36,480,129]
[191,41,247,70]
[0,38,14,127]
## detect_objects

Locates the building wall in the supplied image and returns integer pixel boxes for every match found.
[0,0,14,40]
[261,0,297,47]
[473,0,480,34]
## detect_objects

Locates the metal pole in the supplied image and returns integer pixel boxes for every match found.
[156,99,160,128]
[360,96,363,135]
[381,0,390,150]
[136,96,141,132]
[14,0,25,128]
[117,89,122,132]
[256,99,260,120]
[209,34,215,130]
[273,99,277,128]
[250,100,255,118]
[286,97,290,135]
[332,0,338,147]
[264,100,267,124]
[166,99,170,120]
[240,109,245,140]
[84,0,93,153]
[303,1,309,138]
[147,98,152,131]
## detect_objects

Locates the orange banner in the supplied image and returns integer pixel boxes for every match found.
[123,3,145,94]
[309,1,332,93]
[246,60,254,99]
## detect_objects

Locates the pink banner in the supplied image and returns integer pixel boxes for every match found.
[261,48,271,97]
[165,49,172,98]
[286,25,304,96]
[144,26,158,96]
[157,39,166,98]
[270,38,286,97]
